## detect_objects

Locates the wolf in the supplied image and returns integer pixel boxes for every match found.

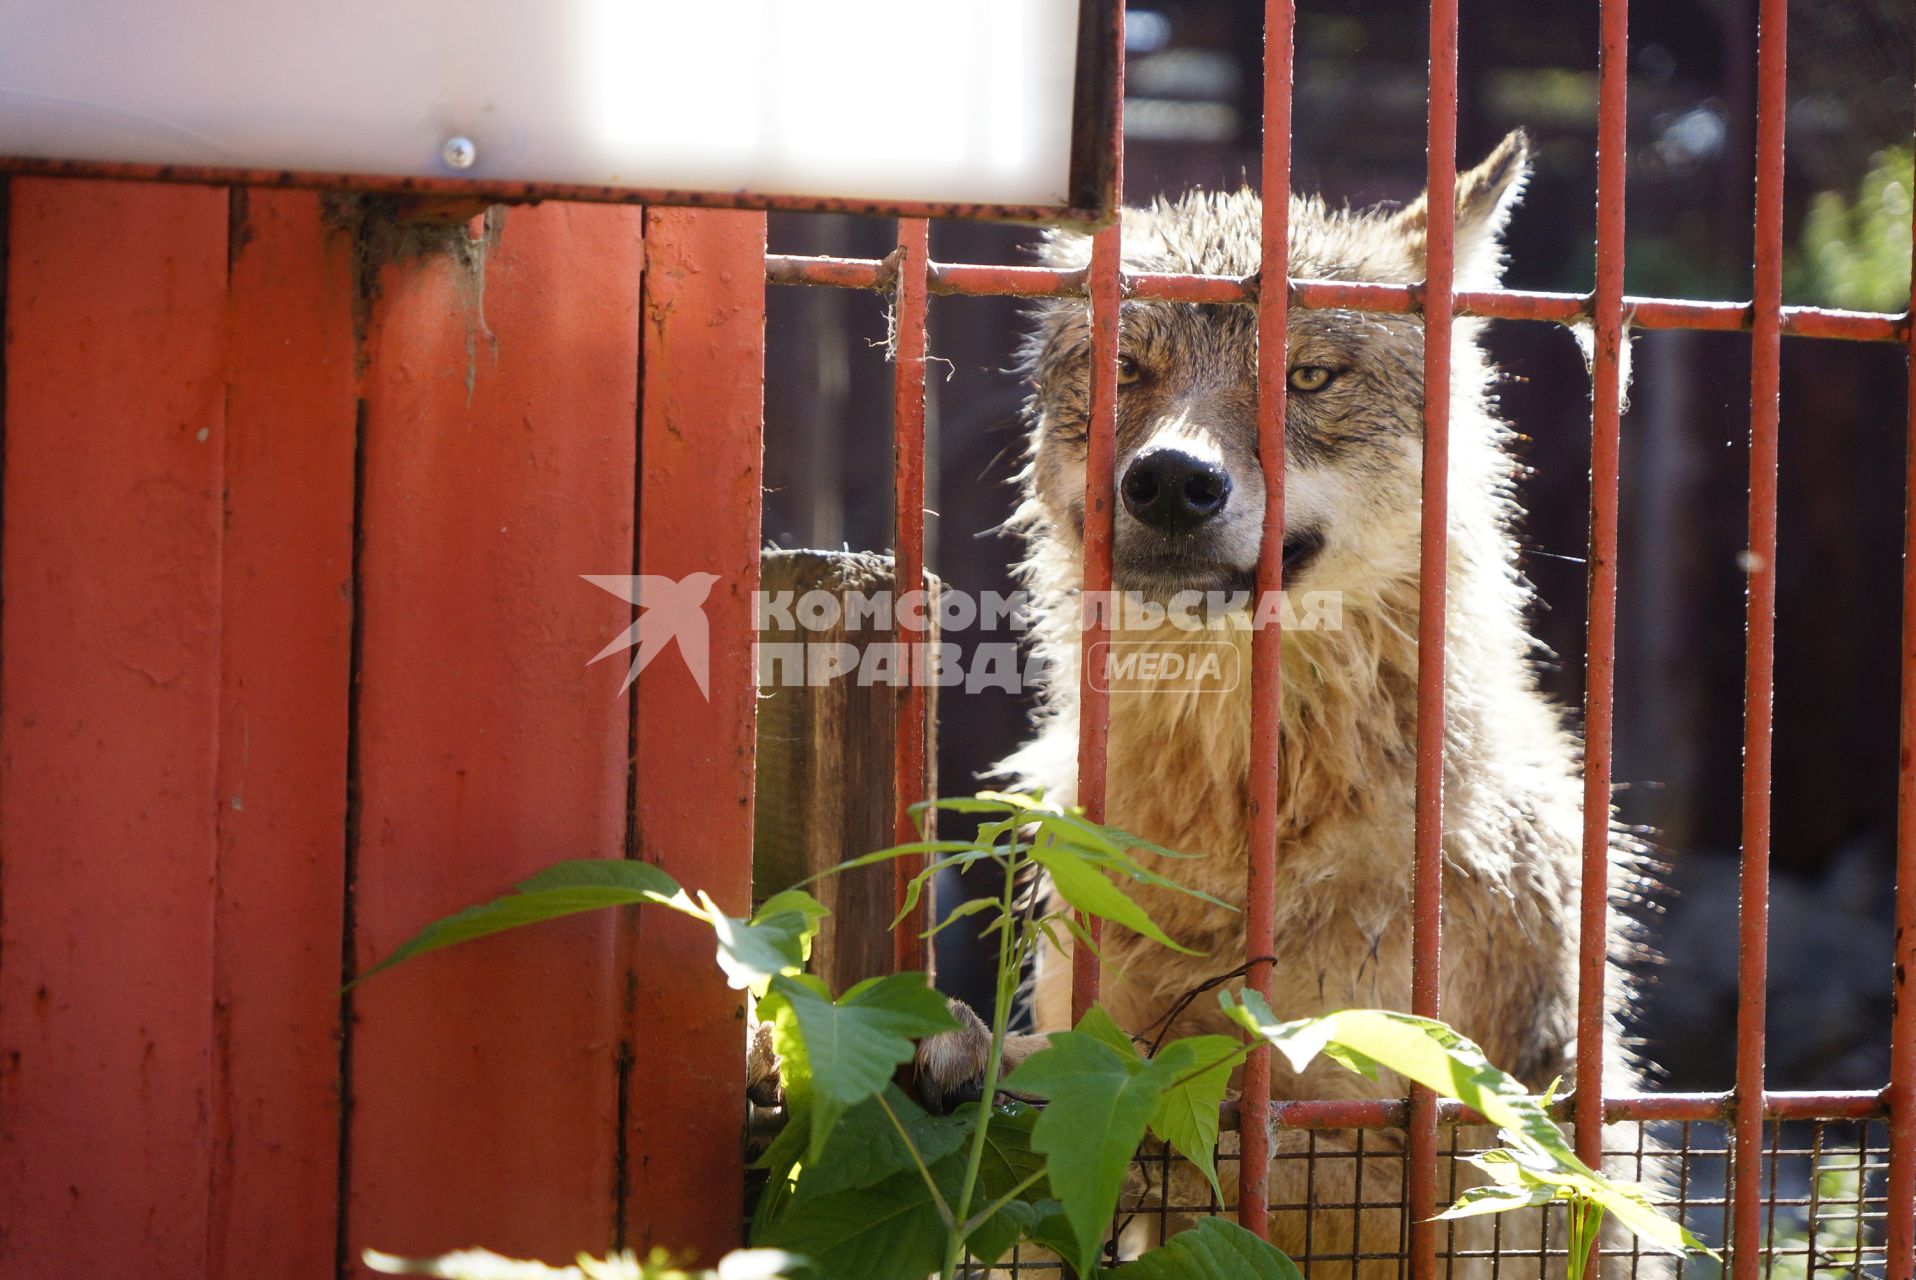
[915,129,1663,1278]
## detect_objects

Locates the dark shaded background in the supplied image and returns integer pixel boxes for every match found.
[759,0,1914,1094]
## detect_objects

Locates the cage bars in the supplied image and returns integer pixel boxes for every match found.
[767,256,1909,345]
[1887,47,1916,1280]
[1068,5,1127,1024]
[891,216,931,974]
[1240,0,1295,1238]
[1732,1,1788,1277]
[1575,2,1630,1276]
[1407,0,1461,1272]
[818,2,1916,1272]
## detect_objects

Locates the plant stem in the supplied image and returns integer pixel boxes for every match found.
[959,1168,1049,1237]
[939,838,1028,1280]
[875,1090,956,1229]
[1567,1199,1603,1280]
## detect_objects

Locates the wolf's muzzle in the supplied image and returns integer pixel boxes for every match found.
[1121,447,1232,533]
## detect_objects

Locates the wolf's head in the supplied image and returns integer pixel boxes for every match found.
[1019,129,1530,605]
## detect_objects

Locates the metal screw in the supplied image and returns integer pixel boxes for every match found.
[441,136,478,170]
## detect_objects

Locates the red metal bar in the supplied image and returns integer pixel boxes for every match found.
[940,262,1088,299]
[1256,1089,1890,1131]
[1885,65,1916,1280]
[1576,9,1630,1280]
[767,254,1910,344]
[0,156,1108,228]
[1733,1,1788,1277]
[892,217,932,974]
[1070,3,1124,1025]
[1239,0,1295,1239]
[1071,239,1119,1022]
[1409,0,1460,1272]
[627,208,766,1263]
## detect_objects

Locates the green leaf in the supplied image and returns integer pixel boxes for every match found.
[354,859,827,998]
[953,1099,1051,1205]
[1026,1198,1078,1261]
[1001,1030,1177,1275]
[1112,1217,1304,1280]
[1033,845,1198,954]
[1075,843,1237,912]
[1103,826,1202,860]
[916,794,1033,817]
[760,1111,1032,1280]
[1222,996,1562,1151]
[767,973,957,1163]
[1050,1011,1239,1204]
[1220,994,1718,1259]
[923,896,998,940]
[749,1101,809,1239]
[1147,1034,1244,1203]
[353,858,685,985]
[758,1165,949,1280]
[708,889,828,994]
[1431,1182,1560,1220]
[793,1086,971,1200]
[889,857,950,931]
[1023,809,1125,857]
[752,890,831,964]
[963,1195,1036,1267]
[815,840,987,877]
[1075,1004,1142,1061]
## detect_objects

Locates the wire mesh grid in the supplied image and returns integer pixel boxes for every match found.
[967,1116,1893,1279]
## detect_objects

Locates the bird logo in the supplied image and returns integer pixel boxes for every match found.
[582,572,720,699]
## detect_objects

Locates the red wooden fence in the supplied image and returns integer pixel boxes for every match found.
[4,0,1915,1273]
[0,179,763,1277]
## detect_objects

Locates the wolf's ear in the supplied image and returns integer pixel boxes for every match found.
[1033,226,1094,271]
[1389,128,1531,288]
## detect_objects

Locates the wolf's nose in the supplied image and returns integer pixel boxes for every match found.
[1121,449,1231,533]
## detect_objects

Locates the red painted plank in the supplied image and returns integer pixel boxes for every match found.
[625,207,765,1264]
[347,202,644,1268]
[0,178,228,1276]
[209,189,358,1279]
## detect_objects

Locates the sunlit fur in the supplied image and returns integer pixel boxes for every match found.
[999,131,1664,1277]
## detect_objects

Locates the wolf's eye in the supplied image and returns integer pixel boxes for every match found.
[1116,354,1143,385]
[1289,365,1337,393]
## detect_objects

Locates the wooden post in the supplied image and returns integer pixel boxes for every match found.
[753,550,940,991]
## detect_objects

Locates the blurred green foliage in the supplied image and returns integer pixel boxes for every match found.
[1787,145,1913,312]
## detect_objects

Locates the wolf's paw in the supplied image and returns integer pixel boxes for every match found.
[748,996,1036,1117]
[913,998,994,1113]
[747,1018,784,1108]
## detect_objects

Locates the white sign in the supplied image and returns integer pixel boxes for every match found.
[1,0,1085,208]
